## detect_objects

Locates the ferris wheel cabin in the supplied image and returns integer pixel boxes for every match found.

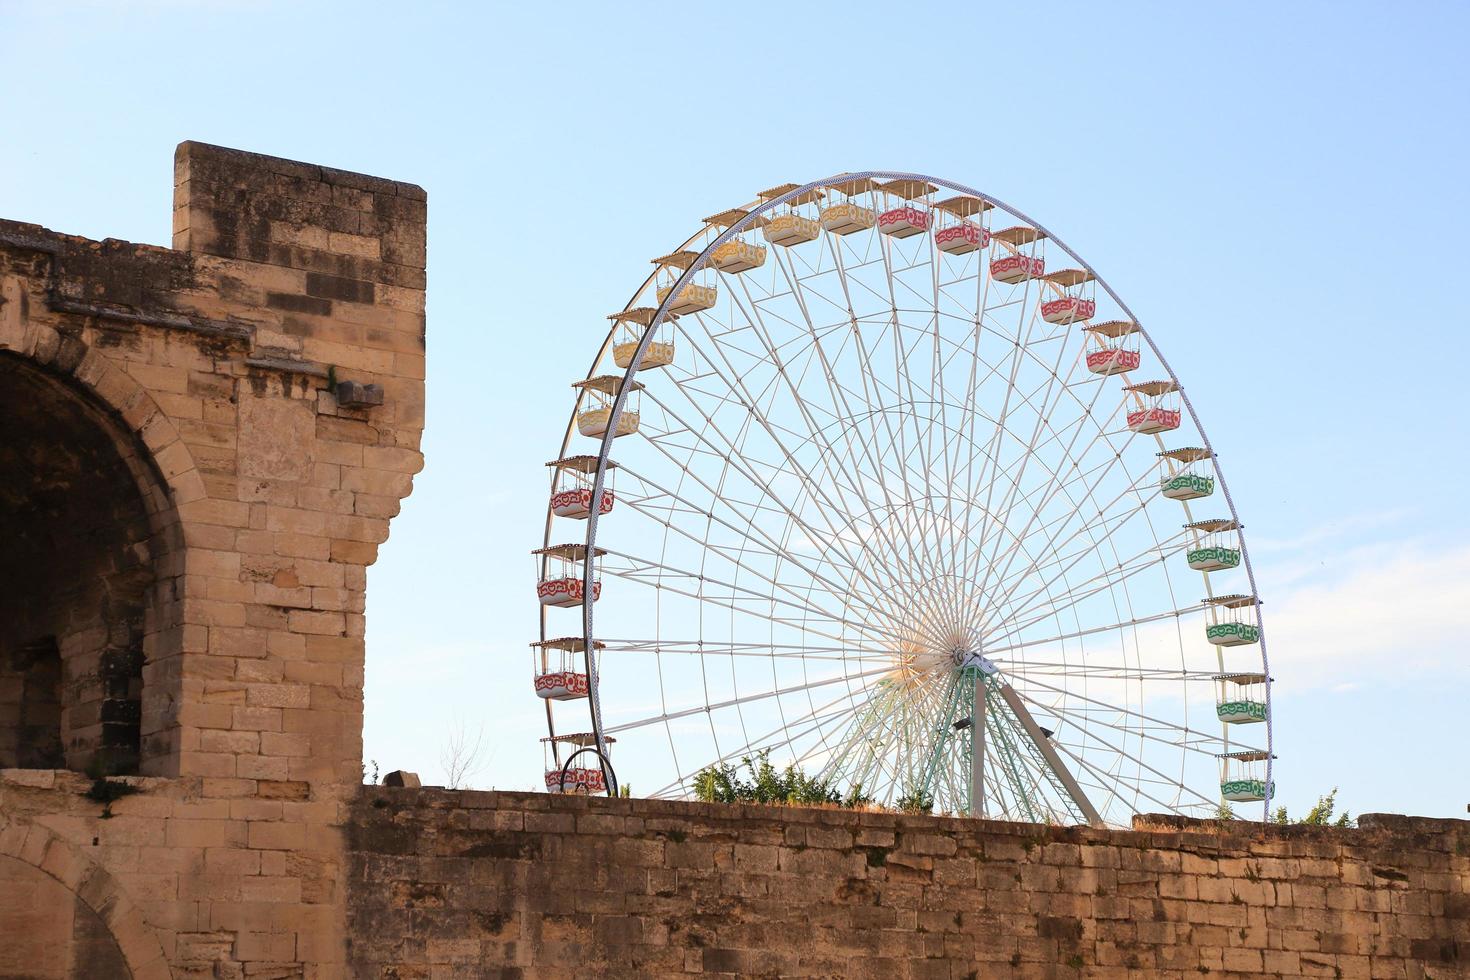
[705,208,769,273]
[1220,750,1274,803]
[1083,320,1142,376]
[574,375,643,439]
[1214,673,1269,726]
[876,179,936,239]
[652,250,717,315]
[609,307,675,371]
[1039,268,1097,324]
[759,184,824,247]
[1203,593,1261,646]
[543,732,615,794]
[818,177,879,235]
[1123,380,1182,434]
[878,205,929,238]
[1184,518,1242,572]
[933,196,992,255]
[989,225,1046,283]
[533,543,606,608]
[529,636,602,701]
[1157,446,1215,500]
[546,455,616,519]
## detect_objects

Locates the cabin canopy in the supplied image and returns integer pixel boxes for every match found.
[1157,446,1212,463]
[530,636,606,653]
[934,195,993,217]
[532,543,607,561]
[573,375,644,397]
[992,225,1046,245]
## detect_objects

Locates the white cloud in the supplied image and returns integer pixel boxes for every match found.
[1260,539,1470,688]
[1249,508,1411,554]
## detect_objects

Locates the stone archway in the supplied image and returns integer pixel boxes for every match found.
[0,817,169,979]
[0,853,133,978]
[0,350,184,775]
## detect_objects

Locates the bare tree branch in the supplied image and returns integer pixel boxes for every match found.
[440,721,488,790]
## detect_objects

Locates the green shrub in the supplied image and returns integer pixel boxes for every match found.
[897,788,934,814]
[1272,787,1354,828]
[693,750,868,808]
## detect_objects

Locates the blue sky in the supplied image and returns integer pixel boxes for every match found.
[5,1,1467,819]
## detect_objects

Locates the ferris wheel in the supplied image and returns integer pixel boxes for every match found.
[533,173,1275,824]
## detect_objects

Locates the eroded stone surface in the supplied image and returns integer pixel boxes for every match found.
[344,789,1470,979]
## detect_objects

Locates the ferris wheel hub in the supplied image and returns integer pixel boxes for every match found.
[954,650,999,676]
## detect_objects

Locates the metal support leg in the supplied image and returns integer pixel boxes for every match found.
[970,673,986,818]
[997,683,1103,827]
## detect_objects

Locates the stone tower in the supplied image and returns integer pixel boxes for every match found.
[0,142,425,976]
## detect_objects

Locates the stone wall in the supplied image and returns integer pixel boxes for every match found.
[346,789,1470,979]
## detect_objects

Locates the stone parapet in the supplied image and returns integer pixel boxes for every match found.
[173,140,427,289]
[346,788,1470,978]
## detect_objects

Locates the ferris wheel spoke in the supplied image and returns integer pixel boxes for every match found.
[738,255,945,615]
[1013,679,1245,760]
[648,685,876,798]
[808,693,916,795]
[622,436,846,567]
[874,236,951,604]
[1056,740,1199,817]
[1053,731,1218,813]
[604,663,893,737]
[876,323,944,597]
[978,404,1160,615]
[655,324,931,610]
[950,272,998,638]
[993,437,1160,583]
[612,466,907,633]
[599,639,900,662]
[1002,661,1214,682]
[970,370,1130,597]
[982,607,1199,662]
[957,317,1071,599]
[599,549,917,650]
[958,487,1117,640]
[782,696,882,781]
[981,479,1167,629]
[825,240,948,592]
[968,316,1093,600]
[967,264,1044,558]
[822,686,944,805]
[986,478,1186,627]
[953,420,1116,599]
[928,251,967,633]
[989,526,1188,643]
[999,502,1170,608]
[956,333,1114,496]
[839,311,932,594]
[983,448,1130,565]
[1044,707,1229,758]
[635,387,919,625]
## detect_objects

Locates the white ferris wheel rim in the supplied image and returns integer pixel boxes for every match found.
[538,171,1274,823]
